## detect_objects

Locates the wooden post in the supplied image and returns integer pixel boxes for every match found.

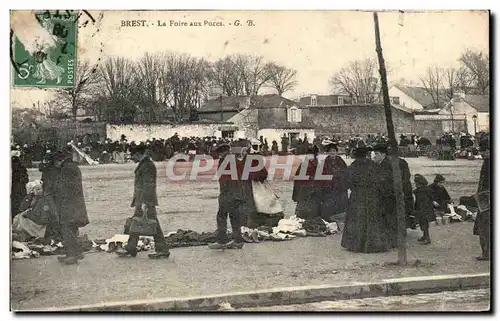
[373,12,407,265]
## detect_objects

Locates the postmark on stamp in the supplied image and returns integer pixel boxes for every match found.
[11,10,78,88]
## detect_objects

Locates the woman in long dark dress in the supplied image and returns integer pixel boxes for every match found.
[292,146,322,220]
[340,140,390,253]
[320,140,348,223]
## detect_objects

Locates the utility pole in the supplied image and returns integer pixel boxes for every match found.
[373,12,407,265]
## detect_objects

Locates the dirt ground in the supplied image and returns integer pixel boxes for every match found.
[11,157,487,311]
[26,157,483,238]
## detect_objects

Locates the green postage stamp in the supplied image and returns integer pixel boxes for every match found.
[12,10,78,88]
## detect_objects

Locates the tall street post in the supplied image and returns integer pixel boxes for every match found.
[373,12,407,265]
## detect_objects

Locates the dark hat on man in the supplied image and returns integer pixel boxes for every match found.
[434,174,446,183]
[131,144,147,155]
[53,150,70,162]
[372,142,388,153]
[414,174,428,186]
[353,140,370,157]
[215,143,231,153]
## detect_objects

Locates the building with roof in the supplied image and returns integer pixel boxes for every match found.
[221,94,315,145]
[299,94,420,138]
[388,85,440,110]
[443,92,490,134]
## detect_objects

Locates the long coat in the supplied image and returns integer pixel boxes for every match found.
[293,157,322,220]
[341,158,390,253]
[320,155,348,220]
[474,156,490,236]
[378,156,413,247]
[11,157,29,218]
[413,186,436,226]
[53,160,89,227]
[131,156,158,207]
[217,155,246,222]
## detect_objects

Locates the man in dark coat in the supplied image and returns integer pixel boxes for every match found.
[373,142,414,248]
[271,140,279,154]
[319,140,348,223]
[209,144,245,250]
[11,151,29,220]
[52,151,89,265]
[281,134,289,152]
[117,146,170,259]
[341,140,391,253]
[474,137,490,261]
[39,149,62,241]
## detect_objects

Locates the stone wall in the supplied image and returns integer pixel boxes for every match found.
[305,105,417,138]
[106,123,233,141]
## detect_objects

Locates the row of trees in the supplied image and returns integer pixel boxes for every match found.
[420,49,489,108]
[50,53,298,123]
[329,48,489,109]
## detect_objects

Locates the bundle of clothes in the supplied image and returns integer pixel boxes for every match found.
[93,216,339,255]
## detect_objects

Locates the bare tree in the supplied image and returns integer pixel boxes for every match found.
[459,49,489,94]
[264,62,298,96]
[210,54,269,96]
[329,58,380,103]
[235,55,269,95]
[420,65,446,108]
[135,52,165,122]
[455,66,476,94]
[158,52,211,121]
[210,56,244,96]
[97,57,139,122]
[54,60,101,121]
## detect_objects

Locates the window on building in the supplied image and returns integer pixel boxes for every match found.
[287,106,302,123]
[338,96,344,105]
[221,130,234,139]
[311,95,317,106]
[390,97,400,105]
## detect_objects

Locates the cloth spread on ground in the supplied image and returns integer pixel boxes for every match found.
[13,204,475,259]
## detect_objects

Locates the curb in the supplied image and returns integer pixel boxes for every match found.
[35,273,489,312]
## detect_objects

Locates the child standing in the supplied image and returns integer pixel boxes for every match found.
[413,174,436,245]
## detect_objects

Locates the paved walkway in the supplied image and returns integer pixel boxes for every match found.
[238,289,490,311]
[11,222,489,310]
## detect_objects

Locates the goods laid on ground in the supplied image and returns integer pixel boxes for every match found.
[11,216,339,259]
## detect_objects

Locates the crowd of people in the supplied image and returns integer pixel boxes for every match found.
[11,130,486,169]
[10,130,490,264]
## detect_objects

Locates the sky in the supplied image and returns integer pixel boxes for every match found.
[10,10,489,109]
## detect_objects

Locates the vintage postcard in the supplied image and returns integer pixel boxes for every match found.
[10,10,490,312]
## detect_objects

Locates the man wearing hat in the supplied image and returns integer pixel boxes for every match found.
[209,144,245,250]
[116,145,171,259]
[319,139,348,222]
[11,148,29,220]
[474,135,490,260]
[51,150,89,265]
[372,141,414,248]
